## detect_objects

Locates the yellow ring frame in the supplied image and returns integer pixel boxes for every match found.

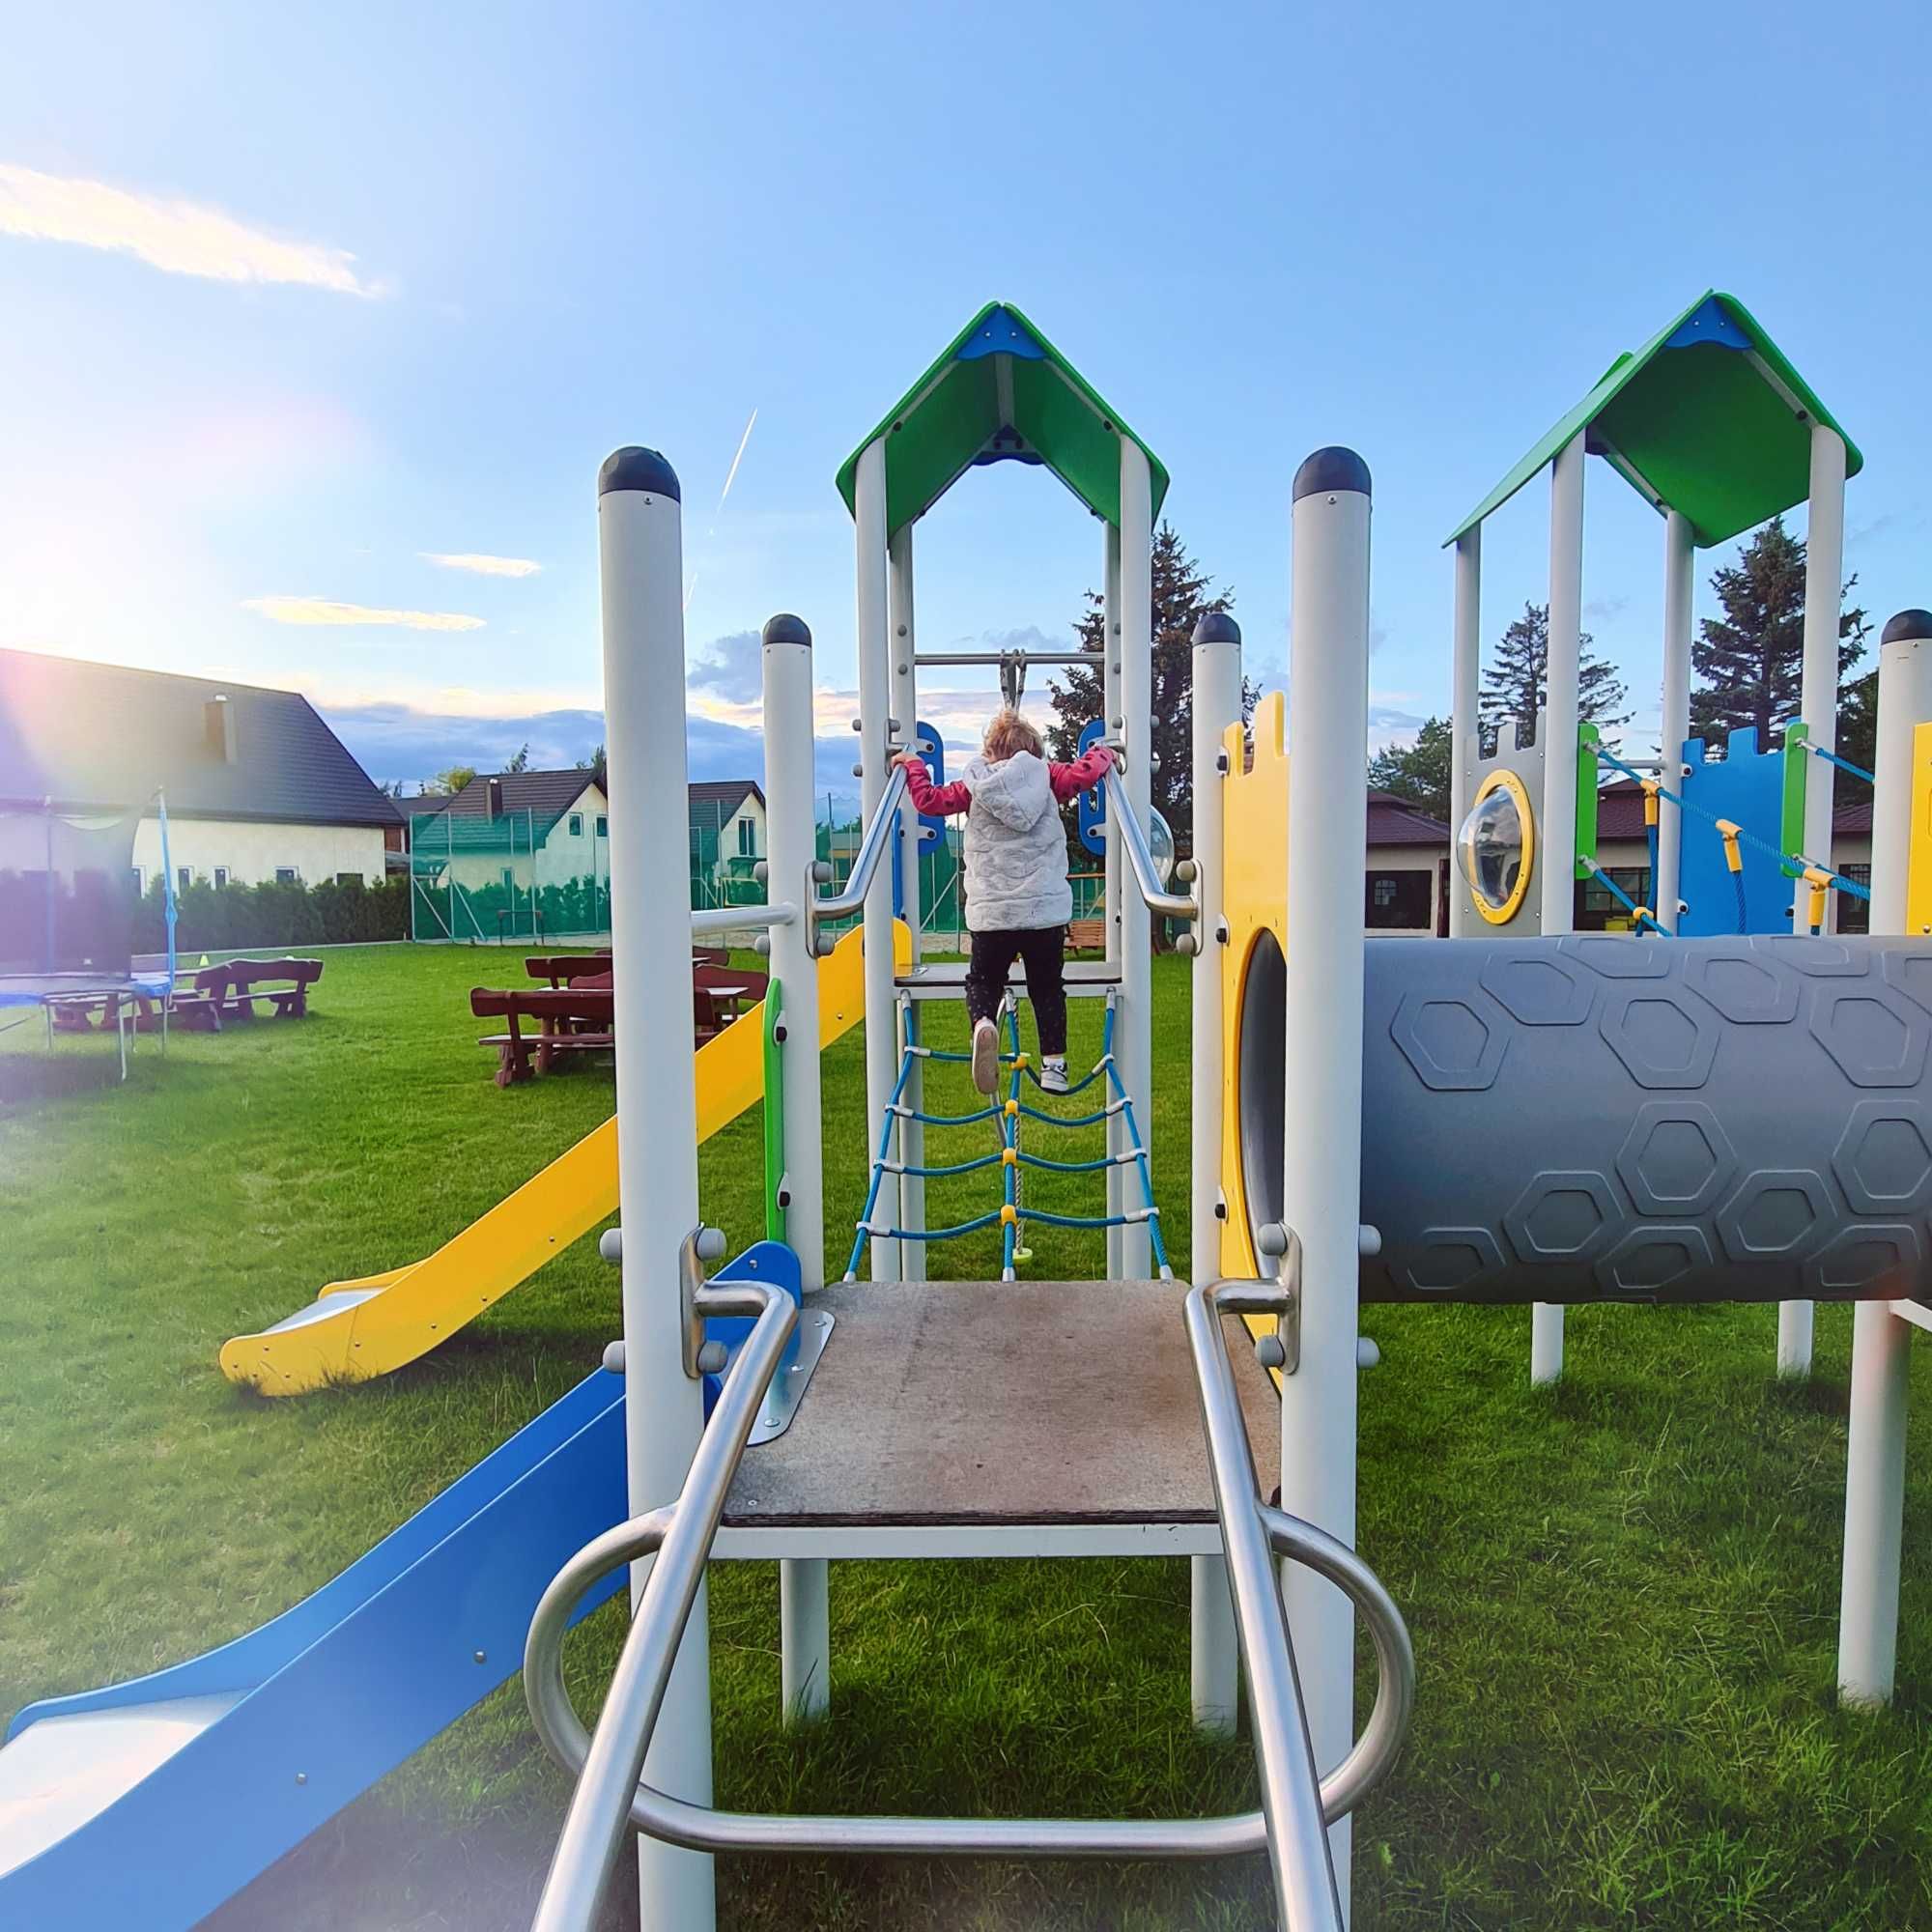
[1466,768,1535,926]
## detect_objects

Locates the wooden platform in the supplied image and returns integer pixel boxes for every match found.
[717,1279,1276,1558]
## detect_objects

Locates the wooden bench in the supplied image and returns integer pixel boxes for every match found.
[524,952,614,991]
[165,958,324,1031]
[1066,918,1107,953]
[471,987,616,1087]
[693,963,768,1042]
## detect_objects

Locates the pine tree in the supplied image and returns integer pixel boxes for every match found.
[1043,523,1251,848]
[1478,602,1630,750]
[1367,716,1453,823]
[1688,515,1869,747]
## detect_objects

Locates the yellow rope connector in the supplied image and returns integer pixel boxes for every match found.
[1013,1053,1030,1069]
[1804,866,1832,932]
[1641,778,1660,828]
[1000,1204,1018,1225]
[1715,818,1745,874]
[1002,1147,1017,1167]
[1004,1097,1019,1117]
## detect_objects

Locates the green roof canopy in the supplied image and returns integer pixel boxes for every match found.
[1445,291,1861,551]
[835,301,1168,537]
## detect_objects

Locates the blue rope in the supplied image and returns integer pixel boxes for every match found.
[893,1151,1005,1178]
[905,1102,1002,1126]
[1016,1150,1130,1176]
[1018,1206,1160,1232]
[1806,741,1876,784]
[1016,1100,1116,1127]
[873,1208,1007,1243]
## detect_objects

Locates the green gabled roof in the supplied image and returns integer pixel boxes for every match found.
[835,301,1169,536]
[1444,291,1861,551]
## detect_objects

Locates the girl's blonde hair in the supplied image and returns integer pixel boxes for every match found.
[982,708,1043,761]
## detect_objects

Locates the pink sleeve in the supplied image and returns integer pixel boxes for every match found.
[902,757,972,816]
[1049,745,1115,802]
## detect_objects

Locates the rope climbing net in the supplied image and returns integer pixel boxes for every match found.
[1594,741,1872,936]
[842,996,1171,1283]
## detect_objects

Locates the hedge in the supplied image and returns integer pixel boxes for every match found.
[134,875,411,952]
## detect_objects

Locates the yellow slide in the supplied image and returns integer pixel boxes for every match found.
[219,924,898,1396]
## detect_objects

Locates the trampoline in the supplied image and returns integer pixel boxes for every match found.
[0,797,177,1081]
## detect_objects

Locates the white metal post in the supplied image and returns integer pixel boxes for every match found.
[1118,442,1154,1280]
[854,438,900,1285]
[1190,611,1243,1736]
[596,446,715,1927]
[890,526,925,1284]
[1657,510,1694,935]
[1449,526,1482,938]
[1104,523,1125,1279]
[1282,447,1373,1919]
[763,614,832,1723]
[1532,432,1586,1386]
[1837,607,1932,1706]
[1778,425,1849,1378]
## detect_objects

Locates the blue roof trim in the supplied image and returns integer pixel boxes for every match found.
[954,305,1047,362]
[1664,296,1752,353]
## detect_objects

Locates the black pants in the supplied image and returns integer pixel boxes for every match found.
[965,924,1067,1056]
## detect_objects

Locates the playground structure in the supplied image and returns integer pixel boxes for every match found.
[6,298,1932,1932]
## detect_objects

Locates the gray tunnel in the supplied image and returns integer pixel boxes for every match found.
[1239,933,1932,1307]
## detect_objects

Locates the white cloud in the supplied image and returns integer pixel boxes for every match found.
[420,553,543,578]
[0,163,385,296]
[242,596,484,633]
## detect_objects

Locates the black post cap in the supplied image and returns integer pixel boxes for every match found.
[1882,609,1932,645]
[1292,446,1372,503]
[598,446,681,500]
[1192,611,1241,646]
[762,613,811,648]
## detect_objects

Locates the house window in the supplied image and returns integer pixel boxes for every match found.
[1364,869,1431,929]
[1576,867,1652,931]
[569,813,583,838]
[178,866,192,895]
[275,867,298,885]
[596,815,609,838]
[1838,863,1872,935]
[737,816,756,857]
[336,871,361,887]
[213,867,230,889]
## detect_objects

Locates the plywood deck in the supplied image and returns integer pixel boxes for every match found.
[723,1279,1277,1528]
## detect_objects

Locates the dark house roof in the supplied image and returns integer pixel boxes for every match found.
[415,770,605,840]
[0,647,401,827]
[1366,790,1451,848]
[689,780,764,824]
[1596,778,1870,842]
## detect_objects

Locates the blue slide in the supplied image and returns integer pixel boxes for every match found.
[0,1370,628,1930]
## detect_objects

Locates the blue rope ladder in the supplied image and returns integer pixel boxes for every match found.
[842,999,1171,1283]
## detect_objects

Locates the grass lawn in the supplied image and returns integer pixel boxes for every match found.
[4,942,1931,1930]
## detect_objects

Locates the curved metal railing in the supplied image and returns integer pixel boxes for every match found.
[806,762,909,953]
[523,1262,1414,1931]
[1100,766,1198,922]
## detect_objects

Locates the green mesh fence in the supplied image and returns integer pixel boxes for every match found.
[409,808,611,945]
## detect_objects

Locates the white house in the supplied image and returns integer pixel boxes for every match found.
[0,647,402,893]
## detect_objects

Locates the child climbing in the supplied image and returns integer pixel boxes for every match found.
[893,710,1120,1096]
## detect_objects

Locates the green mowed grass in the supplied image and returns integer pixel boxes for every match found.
[3,943,1930,1929]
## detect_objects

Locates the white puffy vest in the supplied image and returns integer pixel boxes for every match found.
[960,751,1071,933]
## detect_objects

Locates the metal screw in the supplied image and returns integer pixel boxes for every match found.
[295,1772,308,1786]
[473,1649,487,1664]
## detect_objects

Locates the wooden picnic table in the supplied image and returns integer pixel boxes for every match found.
[471,986,616,1087]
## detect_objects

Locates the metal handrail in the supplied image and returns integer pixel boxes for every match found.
[1100,767,1198,922]
[526,1277,797,1932]
[1182,1275,1415,1927]
[807,762,909,952]
[691,900,796,936]
[524,1285,1413,1932]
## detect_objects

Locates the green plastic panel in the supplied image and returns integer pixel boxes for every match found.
[1445,291,1861,551]
[763,979,785,1245]
[1576,724,1600,876]
[835,301,1169,536]
[1780,724,1810,877]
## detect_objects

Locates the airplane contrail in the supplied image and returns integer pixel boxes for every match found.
[714,408,757,521]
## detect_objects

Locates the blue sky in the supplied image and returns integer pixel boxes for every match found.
[3,2,1927,812]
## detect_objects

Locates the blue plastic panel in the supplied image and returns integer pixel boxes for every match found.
[700,1239,803,1418]
[892,721,945,923]
[1675,728,1792,936]
[1076,717,1108,858]
[952,304,1046,361]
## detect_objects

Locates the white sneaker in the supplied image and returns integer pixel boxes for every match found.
[970,1017,1000,1094]
[1039,1058,1069,1095]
